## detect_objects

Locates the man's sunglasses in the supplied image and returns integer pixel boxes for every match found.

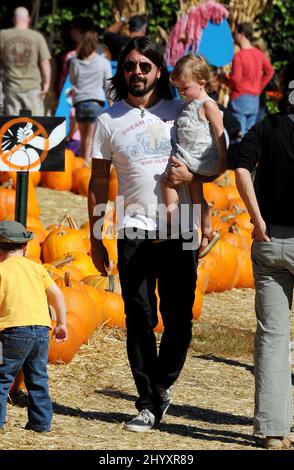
[122,60,155,74]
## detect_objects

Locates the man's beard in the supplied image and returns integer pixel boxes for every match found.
[127,75,158,97]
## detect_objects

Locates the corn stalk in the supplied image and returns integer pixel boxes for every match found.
[178,0,270,26]
[222,1,270,29]
[112,0,146,22]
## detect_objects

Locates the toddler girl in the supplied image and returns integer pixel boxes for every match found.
[163,54,227,257]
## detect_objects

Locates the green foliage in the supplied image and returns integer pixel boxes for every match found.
[147,0,178,37]
[257,0,294,66]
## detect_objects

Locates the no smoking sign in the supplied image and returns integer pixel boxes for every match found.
[0,116,66,172]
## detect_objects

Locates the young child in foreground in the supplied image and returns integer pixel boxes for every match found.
[0,220,67,432]
[163,54,227,257]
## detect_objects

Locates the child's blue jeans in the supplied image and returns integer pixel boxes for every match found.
[0,326,52,432]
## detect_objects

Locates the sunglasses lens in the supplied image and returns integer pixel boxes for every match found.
[123,61,136,72]
[140,62,152,73]
[123,61,153,74]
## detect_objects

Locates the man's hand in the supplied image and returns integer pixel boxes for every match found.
[164,156,193,187]
[90,239,110,276]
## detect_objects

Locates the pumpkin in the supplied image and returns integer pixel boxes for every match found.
[214,170,236,187]
[234,212,253,231]
[9,370,26,397]
[235,248,254,289]
[203,182,229,210]
[41,149,75,191]
[57,252,100,277]
[223,185,241,201]
[221,230,248,250]
[73,156,86,170]
[0,186,15,219]
[82,284,106,327]
[48,314,80,364]
[201,240,239,293]
[42,229,88,263]
[82,273,121,294]
[71,166,91,194]
[78,173,91,197]
[196,262,209,294]
[25,239,41,259]
[103,291,125,329]
[192,287,203,320]
[108,165,118,201]
[227,197,246,212]
[61,285,97,341]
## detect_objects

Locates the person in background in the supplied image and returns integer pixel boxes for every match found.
[234,58,294,450]
[222,22,274,136]
[57,15,94,95]
[103,14,147,61]
[253,37,273,123]
[69,30,112,165]
[0,6,51,115]
[0,220,67,433]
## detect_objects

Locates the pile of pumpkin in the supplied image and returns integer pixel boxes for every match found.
[0,150,254,368]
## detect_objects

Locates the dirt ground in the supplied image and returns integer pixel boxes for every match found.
[1,188,293,451]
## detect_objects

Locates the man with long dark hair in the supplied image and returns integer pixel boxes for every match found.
[88,36,198,432]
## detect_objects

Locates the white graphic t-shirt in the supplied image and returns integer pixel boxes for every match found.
[91,99,198,233]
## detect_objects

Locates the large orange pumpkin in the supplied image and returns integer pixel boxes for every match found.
[82,273,121,294]
[235,248,254,289]
[192,287,203,320]
[108,165,118,201]
[41,149,75,191]
[203,183,229,210]
[42,229,88,263]
[71,166,91,194]
[61,285,97,341]
[48,314,80,364]
[9,370,26,397]
[201,240,239,293]
[103,291,125,329]
[0,186,16,219]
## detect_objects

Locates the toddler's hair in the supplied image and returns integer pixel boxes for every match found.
[170,54,214,91]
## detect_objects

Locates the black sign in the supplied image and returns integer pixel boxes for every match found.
[0,116,66,172]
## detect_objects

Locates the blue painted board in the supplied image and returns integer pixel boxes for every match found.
[198,19,234,67]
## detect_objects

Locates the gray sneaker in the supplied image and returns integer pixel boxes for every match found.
[157,385,171,417]
[123,409,156,432]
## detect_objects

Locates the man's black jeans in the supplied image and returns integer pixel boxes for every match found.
[117,232,198,417]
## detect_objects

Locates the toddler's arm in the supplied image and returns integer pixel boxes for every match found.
[46,283,68,342]
[203,100,227,175]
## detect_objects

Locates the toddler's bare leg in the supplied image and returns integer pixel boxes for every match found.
[189,176,211,235]
[190,176,220,257]
[161,179,179,226]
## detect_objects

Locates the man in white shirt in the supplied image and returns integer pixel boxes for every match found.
[88,36,199,432]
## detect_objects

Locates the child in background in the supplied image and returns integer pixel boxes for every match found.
[163,54,227,257]
[0,221,67,432]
